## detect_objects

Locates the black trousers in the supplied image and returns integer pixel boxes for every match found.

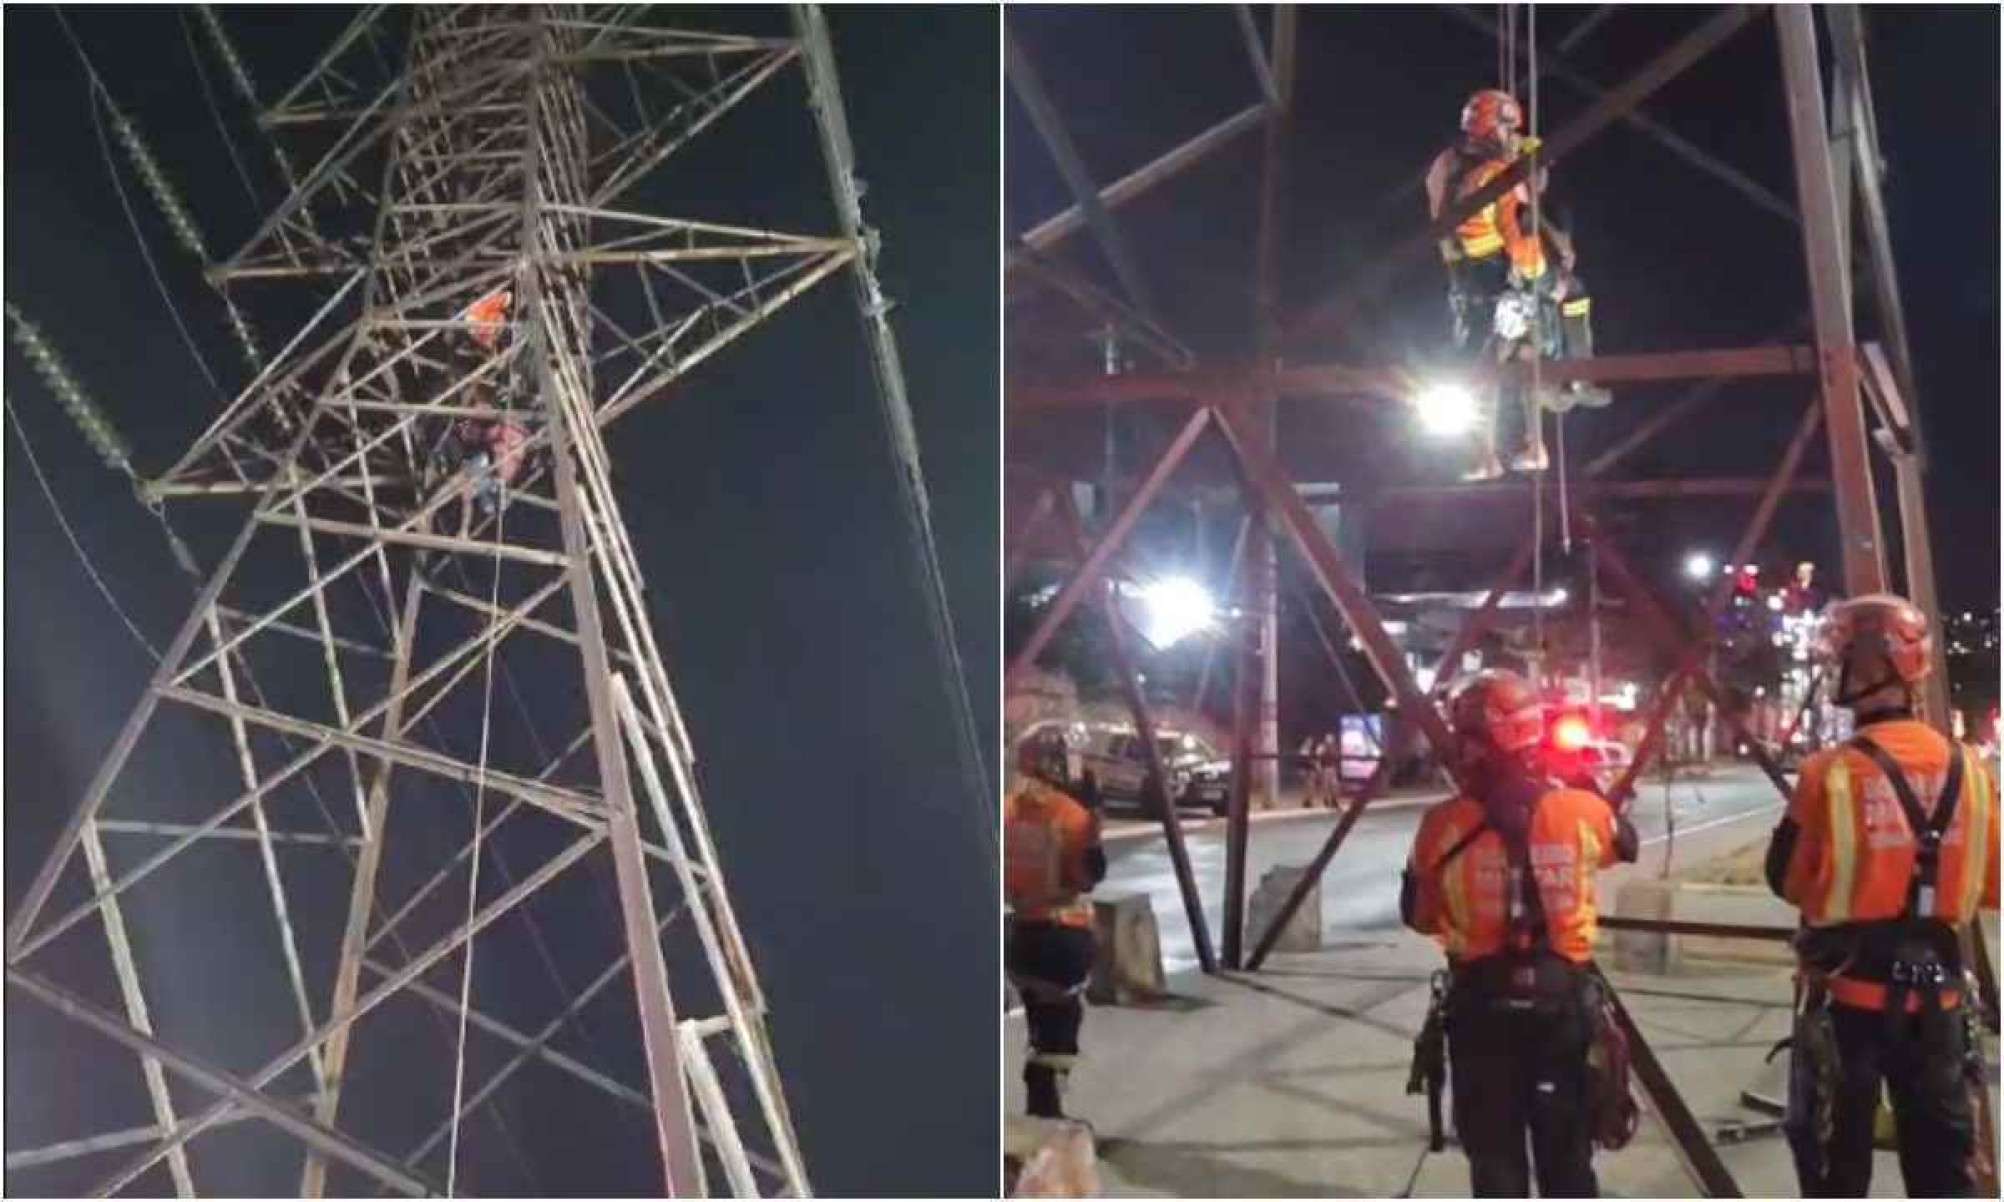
[1809,1002,1978,1198]
[1448,988,1598,1197]
[1008,921,1096,1117]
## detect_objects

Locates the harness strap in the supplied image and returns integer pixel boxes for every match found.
[1846,734,1964,1031]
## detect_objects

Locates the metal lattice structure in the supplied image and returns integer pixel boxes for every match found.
[8,5,970,1195]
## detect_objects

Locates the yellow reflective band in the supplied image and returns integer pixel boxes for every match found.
[1440,825,1473,955]
[1579,819,1602,873]
[1028,1052,1077,1070]
[1961,752,1991,919]
[1461,231,1505,258]
[1825,761,1857,923]
[1561,299,1592,317]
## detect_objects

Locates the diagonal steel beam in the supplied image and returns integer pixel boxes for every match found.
[1602,399,1823,807]
[1007,407,1212,687]
[7,969,435,1197]
[1777,3,1887,597]
[1447,5,1796,225]
[83,830,604,1195]
[1284,4,1758,346]
[1020,103,1269,253]
[1234,5,1279,105]
[1245,531,1534,970]
[1053,490,1218,973]
[1005,26,1163,322]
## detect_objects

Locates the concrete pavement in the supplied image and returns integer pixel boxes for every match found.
[1007,764,2002,1196]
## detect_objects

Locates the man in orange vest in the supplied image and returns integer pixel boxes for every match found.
[1006,728,1105,1120]
[1765,594,1999,1196]
[1426,89,1610,481]
[1402,670,1638,1196]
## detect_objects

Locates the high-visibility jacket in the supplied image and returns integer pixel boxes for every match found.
[1427,146,1548,281]
[465,288,512,351]
[1404,786,1620,964]
[1777,719,2000,1010]
[1005,779,1099,929]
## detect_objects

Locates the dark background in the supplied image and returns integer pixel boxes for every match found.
[1005,5,1999,733]
[5,5,998,1196]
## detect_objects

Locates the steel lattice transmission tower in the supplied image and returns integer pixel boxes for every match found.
[7,5,977,1195]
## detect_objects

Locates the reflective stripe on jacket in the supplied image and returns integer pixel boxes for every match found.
[1404,787,1619,964]
[1780,719,2000,1010]
[1005,780,1098,929]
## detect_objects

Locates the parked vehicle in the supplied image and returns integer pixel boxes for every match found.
[1079,728,1232,816]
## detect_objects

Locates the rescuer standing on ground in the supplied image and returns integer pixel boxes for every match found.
[1425,89,1610,481]
[1006,729,1106,1121]
[1764,594,2000,1197]
[1401,671,1639,1196]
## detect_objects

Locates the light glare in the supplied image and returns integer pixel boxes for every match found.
[1414,382,1478,437]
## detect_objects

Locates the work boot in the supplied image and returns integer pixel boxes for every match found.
[1025,1063,1066,1119]
[1568,379,1613,408]
[1538,382,1576,414]
[1510,441,1549,473]
[1461,451,1506,482]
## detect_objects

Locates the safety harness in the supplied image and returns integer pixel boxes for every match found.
[1842,733,1964,1033]
[1407,779,1639,1152]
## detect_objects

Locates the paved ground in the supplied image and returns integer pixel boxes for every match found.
[1008,763,2002,1197]
[1106,764,1790,975]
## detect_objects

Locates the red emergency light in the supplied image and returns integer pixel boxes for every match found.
[1551,713,1592,752]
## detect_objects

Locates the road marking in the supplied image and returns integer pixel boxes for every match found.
[1640,798,1783,846]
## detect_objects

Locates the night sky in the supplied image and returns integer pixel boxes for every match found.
[1006,6,1999,613]
[5,5,997,1196]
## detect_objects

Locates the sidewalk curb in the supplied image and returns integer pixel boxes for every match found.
[1101,792,1446,844]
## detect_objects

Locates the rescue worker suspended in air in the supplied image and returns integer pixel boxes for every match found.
[1005,728,1106,1121]
[1401,671,1640,1197]
[1764,594,2000,1197]
[1425,89,1611,482]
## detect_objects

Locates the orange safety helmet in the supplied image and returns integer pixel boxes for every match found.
[1017,728,1071,788]
[1460,89,1523,146]
[1448,669,1545,756]
[1820,593,1933,701]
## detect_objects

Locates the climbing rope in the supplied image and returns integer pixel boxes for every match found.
[446,498,509,1197]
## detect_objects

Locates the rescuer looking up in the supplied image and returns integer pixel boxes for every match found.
[1425,89,1610,481]
[1005,729,1106,1121]
[1401,670,1639,1197]
[1765,594,2000,1197]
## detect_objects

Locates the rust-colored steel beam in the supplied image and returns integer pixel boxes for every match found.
[1599,916,1795,942]
[1012,344,1817,412]
[1005,407,1211,689]
[1216,404,1457,756]
[1587,512,1795,804]
[1055,490,1219,974]
[1600,398,1824,805]
[1245,533,1533,970]
[1778,4,1887,597]
[1020,103,1270,254]
[1592,964,1745,1197]
[1354,476,1830,507]
[1283,3,1758,346]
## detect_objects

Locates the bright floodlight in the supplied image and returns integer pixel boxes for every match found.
[1684,552,1715,581]
[1414,381,1478,437]
[1137,576,1216,649]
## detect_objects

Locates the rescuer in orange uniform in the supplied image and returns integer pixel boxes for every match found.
[1425,89,1609,481]
[1764,594,1999,1197]
[1402,671,1638,1196]
[1006,729,1106,1119]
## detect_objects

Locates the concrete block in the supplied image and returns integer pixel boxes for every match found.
[1088,893,1164,1005]
[1247,865,1320,954]
[1613,879,1675,975]
[1005,1116,1099,1197]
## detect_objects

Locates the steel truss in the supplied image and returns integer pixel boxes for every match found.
[7,5,966,1196]
[1005,6,1995,1196]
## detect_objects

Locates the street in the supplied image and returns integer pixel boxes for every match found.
[1105,764,1790,973]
